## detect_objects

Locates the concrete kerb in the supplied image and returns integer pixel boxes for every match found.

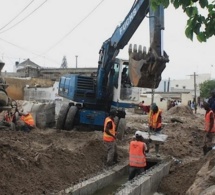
[58,157,172,195]
[115,158,172,195]
[59,162,128,195]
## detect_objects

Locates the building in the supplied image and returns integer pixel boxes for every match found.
[169,73,210,98]
[15,59,41,78]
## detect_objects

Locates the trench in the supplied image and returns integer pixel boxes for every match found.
[92,160,158,195]
[59,156,171,195]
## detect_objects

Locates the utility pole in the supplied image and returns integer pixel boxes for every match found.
[75,55,78,68]
[188,72,198,113]
[187,72,198,114]
[193,72,198,114]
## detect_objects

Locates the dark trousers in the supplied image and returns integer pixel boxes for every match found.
[128,166,145,181]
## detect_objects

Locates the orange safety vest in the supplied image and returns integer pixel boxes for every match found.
[205,110,215,132]
[103,117,116,142]
[21,113,35,127]
[129,141,146,167]
[149,109,162,129]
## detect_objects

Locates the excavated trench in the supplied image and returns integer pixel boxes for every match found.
[58,156,172,195]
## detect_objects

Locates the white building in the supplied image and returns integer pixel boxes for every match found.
[169,73,211,97]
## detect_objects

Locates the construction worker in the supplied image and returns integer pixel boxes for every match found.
[129,130,147,181]
[103,109,118,166]
[203,102,215,155]
[18,111,35,132]
[148,104,162,157]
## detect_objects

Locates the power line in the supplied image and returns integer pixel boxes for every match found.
[0,0,35,32]
[43,0,105,54]
[0,37,61,66]
[0,37,40,56]
[0,0,48,34]
[0,0,106,67]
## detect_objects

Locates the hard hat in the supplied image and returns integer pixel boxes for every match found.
[135,130,143,137]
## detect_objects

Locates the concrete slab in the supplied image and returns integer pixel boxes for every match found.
[140,131,168,143]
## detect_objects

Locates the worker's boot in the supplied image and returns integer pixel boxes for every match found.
[155,144,160,157]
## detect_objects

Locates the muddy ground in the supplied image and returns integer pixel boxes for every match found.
[0,105,209,195]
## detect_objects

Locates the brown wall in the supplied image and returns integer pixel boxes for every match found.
[5,78,54,100]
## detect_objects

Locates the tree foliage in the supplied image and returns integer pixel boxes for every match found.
[151,0,215,42]
[199,80,215,98]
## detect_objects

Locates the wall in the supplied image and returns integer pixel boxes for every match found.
[24,81,62,101]
[139,93,168,111]
[5,77,54,100]
[181,93,193,105]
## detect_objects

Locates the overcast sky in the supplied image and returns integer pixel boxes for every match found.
[0,0,214,80]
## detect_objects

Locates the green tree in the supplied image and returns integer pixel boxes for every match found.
[199,80,215,98]
[151,0,215,42]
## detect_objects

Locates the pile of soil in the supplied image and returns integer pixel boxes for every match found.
[157,106,207,194]
[0,129,127,195]
[166,105,194,117]
[0,104,210,195]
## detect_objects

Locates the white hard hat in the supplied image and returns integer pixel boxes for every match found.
[135,130,142,137]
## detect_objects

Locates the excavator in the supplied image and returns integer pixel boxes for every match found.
[0,60,14,112]
[56,0,169,135]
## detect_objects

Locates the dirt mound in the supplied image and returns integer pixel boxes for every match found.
[186,150,215,195]
[166,105,194,117]
[0,105,208,195]
[158,158,205,195]
[0,129,127,195]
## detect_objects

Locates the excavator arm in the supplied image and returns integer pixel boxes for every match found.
[97,0,150,100]
[96,0,169,101]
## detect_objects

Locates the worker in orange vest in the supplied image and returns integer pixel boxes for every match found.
[129,130,147,180]
[103,109,118,166]
[19,111,35,132]
[148,104,162,157]
[203,102,215,155]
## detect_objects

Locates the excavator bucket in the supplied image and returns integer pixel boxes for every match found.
[128,44,169,89]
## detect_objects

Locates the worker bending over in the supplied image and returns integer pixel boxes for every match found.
[129,131,147,180]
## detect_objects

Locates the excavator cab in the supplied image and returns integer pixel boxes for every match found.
[112,59,141,105]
